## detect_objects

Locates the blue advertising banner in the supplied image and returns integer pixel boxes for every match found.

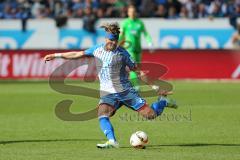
[0,30,34,49]
[0,19,236,49]
[159,29,234,49]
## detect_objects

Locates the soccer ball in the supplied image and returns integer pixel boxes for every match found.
[130,131,148,149]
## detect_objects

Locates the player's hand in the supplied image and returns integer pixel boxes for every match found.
[44,54,55,62]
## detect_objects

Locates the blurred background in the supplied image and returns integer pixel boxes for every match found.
[0,0,240,80]
[0,1,240,159]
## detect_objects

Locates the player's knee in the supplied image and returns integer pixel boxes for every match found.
[97,104,115,117]
[138,105,157,120]
[109,110,116,117]
[143,111,156,120]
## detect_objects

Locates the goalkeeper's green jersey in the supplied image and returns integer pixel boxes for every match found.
[120,18,152,53]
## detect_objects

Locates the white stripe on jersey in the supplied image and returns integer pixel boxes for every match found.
[93,45,130,95]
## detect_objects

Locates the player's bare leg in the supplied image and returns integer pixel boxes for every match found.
[138,104,157,120]
[138,92,178,120]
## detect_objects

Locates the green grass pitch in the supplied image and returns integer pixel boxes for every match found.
[0,81,240,160]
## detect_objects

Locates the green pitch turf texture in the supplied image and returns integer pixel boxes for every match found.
[0,81,240,160]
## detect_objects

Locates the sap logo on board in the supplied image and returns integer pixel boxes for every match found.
[0,30,34,49]
[59,29,105,49]
[159,29,234,49]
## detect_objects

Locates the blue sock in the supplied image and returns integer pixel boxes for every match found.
[151,98,167,116]
[99,116,116,141]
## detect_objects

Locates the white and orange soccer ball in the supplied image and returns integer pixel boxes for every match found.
[130,131,148,149]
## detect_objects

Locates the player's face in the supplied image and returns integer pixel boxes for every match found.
[128,7,136,19]
[105,38,118,51]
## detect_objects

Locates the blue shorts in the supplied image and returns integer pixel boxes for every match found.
[99,88,146,111]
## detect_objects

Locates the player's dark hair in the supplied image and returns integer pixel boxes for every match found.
[100,23,120,35]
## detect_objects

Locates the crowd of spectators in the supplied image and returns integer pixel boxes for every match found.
[0,0,240,19]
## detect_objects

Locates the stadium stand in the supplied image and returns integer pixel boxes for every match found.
[0,0,240,19]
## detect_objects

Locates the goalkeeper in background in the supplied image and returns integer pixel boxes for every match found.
[119,5,153,91]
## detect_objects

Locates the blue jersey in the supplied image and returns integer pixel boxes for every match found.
[84,44,136,95]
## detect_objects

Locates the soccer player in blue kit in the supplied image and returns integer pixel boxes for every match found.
[44,23,177,149]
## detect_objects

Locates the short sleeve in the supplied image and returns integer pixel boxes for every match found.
[84,44,102,56]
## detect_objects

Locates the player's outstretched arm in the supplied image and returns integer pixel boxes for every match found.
[127,65,173,96]
[44,51,85,62]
